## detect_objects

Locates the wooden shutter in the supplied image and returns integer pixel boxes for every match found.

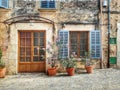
[0,0,8,8]
[58,30,69,58]
[90,30,101,58]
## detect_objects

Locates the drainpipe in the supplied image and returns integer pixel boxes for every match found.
[100,0,103,69]
[107,0,110,68]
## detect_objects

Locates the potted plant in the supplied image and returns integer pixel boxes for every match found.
[85,59,94,73]
[0,48,6,78]
[60,58,77,76]
[46,41,58,76]
[81,51,96,73]
[47,56,58,76]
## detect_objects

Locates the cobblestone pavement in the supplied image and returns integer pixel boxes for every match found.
[0,68,120,90]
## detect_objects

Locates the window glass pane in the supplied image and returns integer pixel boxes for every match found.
[80,45,86,51]
[70,39,77,44]
[20,57,25,62]
[34,48,38,55]
[26,57,31,62]
[26,48,31,56]
[34,38,38,46]
[34,32,38,37]
[33,56,38,61]
[20,32,25,37]
[40,32,45,37]
[20,48,25,56]
[26,32,31,38]
[40,38,44,46]
[26,38,31,46]
[40,48,45,55]
[39,55,45,61]
[70,45,77,51]
[80,51,85,57]
[20,38,25,46]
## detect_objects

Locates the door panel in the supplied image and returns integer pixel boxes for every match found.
[19,63,31,72]
[18,31,46,73]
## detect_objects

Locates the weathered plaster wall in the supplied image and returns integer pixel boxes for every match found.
[62,24,95,31]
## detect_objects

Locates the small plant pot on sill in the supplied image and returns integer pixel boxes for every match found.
[66,68,75,76]
[47,68,56,76]
[0,67,6,78]
[85,65,93,73]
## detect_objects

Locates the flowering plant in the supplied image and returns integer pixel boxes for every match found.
[47,41,58,68]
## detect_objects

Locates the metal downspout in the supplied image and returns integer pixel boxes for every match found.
[107,0,110,68]
[100,0,103,69]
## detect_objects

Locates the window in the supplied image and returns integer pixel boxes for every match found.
[70,31,88,57]
[0,0,8,8]
[41,0,55,8]
[59,30,101,59]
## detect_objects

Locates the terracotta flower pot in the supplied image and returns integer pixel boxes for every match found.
[85,65,93,73]
[0,67,6,78]
[66,68,75,76]
[48,68,56,76]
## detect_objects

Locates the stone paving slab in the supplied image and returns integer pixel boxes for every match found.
[0,68,120,90]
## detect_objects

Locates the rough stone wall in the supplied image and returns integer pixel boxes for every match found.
[101,0,120,68]
[110,0,120,11]
[57,0,98,23]
[12,0,39,16]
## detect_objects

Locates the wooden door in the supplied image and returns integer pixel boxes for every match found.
[18,31,46,72]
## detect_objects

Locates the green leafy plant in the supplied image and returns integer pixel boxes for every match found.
[0,48,5,68]
[81,51,97,66]
[60,58,77,68]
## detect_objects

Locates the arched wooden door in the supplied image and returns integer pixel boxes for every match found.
[18,31,46,72]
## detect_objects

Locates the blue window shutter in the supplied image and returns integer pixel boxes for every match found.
[41,0,55,8]
[41,1,48,8]
[0,0,8,8]
[58,30,69,59]
[90,30,101,59]
[49,1,55,8]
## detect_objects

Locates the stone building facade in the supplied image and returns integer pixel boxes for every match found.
[101,0,120,68]
[0,0,119,74]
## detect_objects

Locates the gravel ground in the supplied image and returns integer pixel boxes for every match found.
[0,68,120,90]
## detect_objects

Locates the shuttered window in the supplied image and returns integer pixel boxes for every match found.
[90,30,101,58]
[70,31,88,57]
[41,0,55,8]
[58,30,101,59]
[58,30,69,58]
[0,0,8,8]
